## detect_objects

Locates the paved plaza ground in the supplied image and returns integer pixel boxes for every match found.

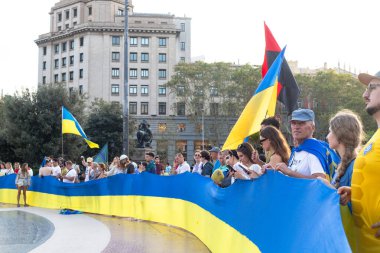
[0,203,210,253]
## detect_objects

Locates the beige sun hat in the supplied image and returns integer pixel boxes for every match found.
[358,71,380,86]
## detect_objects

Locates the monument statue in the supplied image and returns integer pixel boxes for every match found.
[136,120,153,148]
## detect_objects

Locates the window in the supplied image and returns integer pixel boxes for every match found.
[210,87,218,97]
[177,86,185,96]
[58,13,62,22]
[159,37,167,47]
[112,68,120,78]
[181,23,185,32]
[129,68,137,78]
[62,42,67,52]
[141,85,149,95]
[130,37,137,46]
[65,24,69,29]
[79,85,83,95]
[112,52,120,62]
[42,61,46,70]
[210,103,219,116]
[43,47,47,55]
[129,52,137,62]
[111,84,119,95]
[79,37,84,46]
[177,102,185,116]
[42,76,46,84]
[159,69,167,79]
[88,6,92,15]
[58,26,61,31]
[158,86,166,95]
[65,10,70,19]
[69,71,74,81]
[79,69,83,78]
[117,9,124,16]
[141,53,149,62]
[180,57,186,63]
[54,74,59,83]
[73,8,77,17]
[62,57,66,67]
[70,55,74,65]
[62,73,66,81]
[159,102,166,115]
[129,85,137,95]
[79,53,83,62]
[54,44,59,54]
[54,59,59,68]
[69,87,73,96]
[141,69,149,78]
[73,21,77,26]
[69,40,74,50]
[158,53,166,63]
[112,36,120,46]
[141,37,149,46]
[181,42,185,51]
[129,102,137,114]
[141,102,149,115]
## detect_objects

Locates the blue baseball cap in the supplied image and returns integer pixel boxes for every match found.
[290,108,315,122]
[209,146,220,153]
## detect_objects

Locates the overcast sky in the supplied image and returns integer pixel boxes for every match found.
[0,0,379,95]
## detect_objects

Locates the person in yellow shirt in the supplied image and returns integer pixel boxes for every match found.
[338,71,380,252]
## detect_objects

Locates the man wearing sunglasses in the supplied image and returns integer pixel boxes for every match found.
[338,71,380,252]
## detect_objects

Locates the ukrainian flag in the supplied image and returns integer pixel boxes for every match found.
[62,106,99,148]
[222,47,286,150]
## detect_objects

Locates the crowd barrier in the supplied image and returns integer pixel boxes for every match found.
[0,171,351,253]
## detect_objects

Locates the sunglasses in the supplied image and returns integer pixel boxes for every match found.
[259,138,268,144]
[194,154,201,157]
[366,83,380,93]
[225,155,230,160]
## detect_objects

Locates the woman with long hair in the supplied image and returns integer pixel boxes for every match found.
[259,126,291,167]
[327,110,364,188]
[15,163,31,207]
[235,142,261,179]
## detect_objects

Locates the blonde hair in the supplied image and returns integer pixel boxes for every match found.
[329,110,365,188]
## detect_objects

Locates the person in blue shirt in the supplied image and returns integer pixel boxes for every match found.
[327,110,364,188]
[145,152,156,174]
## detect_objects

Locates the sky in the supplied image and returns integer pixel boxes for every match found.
[0,0,379,95]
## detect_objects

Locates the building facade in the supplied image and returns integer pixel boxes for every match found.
[35,0,228,163]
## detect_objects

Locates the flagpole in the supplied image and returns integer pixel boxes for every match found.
[122,0,129,155]
[61,107,64,158]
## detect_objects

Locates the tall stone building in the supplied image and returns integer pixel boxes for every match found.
[35,0,225,162]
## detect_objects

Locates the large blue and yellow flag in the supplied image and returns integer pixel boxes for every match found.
[0,171,351,252]
[62,106,99,148]
[223,48,286,150]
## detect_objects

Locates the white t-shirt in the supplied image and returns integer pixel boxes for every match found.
[52,166,61,177]
[177,162,190,174]
[63,169,77,183]
[289,150,325,176]
[233,163,250,180]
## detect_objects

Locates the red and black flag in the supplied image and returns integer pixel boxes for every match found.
[262,23,300,114]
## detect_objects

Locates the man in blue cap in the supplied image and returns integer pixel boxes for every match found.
[273,108,334,179]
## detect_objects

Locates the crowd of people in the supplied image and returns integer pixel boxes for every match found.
[1,72,380,252]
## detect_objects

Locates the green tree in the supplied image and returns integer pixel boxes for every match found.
[1,84,86,167]
[166,62,261,146]
[84,99,137,160]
